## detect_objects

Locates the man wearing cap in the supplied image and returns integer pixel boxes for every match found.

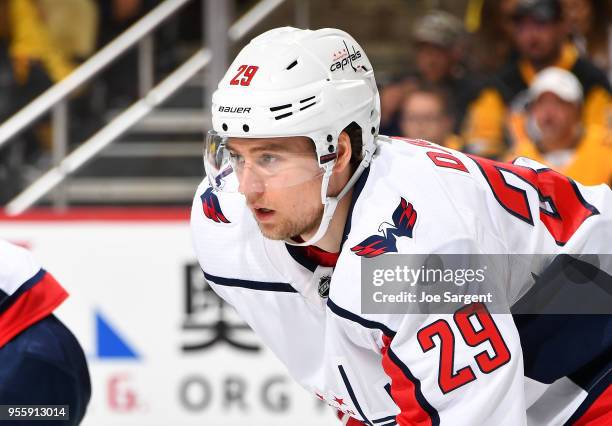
[463,0,612,158]
[380,10,478,138]
[507,67,611,185]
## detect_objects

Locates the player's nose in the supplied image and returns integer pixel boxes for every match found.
[237,166,265,195]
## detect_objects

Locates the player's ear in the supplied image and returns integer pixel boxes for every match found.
[333,131,352,174]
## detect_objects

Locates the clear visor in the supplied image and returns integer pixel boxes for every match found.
[204,130,327,193]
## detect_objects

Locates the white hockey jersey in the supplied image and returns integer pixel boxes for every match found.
[191,136,612,425]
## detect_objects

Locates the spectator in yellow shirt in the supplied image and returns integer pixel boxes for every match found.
[1,0,98,202]
[508,67,611,186]
[463,0,612,159]
[9,0,97,86]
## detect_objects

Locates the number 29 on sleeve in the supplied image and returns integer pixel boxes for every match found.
[417,303,511,394]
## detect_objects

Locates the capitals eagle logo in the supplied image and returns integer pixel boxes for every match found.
[351,197,417,258]
[201,187,230,223]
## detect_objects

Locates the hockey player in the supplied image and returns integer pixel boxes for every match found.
[0,240,90,425]
[191,27,611,425]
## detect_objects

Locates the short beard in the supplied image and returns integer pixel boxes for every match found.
[257,202,324,241]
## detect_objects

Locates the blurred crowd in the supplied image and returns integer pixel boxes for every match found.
[0,0,164,202]
[0,0,610,205]
[384,0,612,186]
[0,0,168,118]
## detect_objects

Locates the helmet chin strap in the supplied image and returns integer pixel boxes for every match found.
[284,151,373,247]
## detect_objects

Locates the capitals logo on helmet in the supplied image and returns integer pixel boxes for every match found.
[351,197,417,257]
[210,26,379,175]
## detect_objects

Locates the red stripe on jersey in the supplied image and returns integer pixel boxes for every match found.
[336,410,366,425]
[381,335,433,426]
[0,272,68,348]
[574,384,612,426]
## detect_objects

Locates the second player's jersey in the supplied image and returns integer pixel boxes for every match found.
[0,240,68,348]
[191,136,612,425]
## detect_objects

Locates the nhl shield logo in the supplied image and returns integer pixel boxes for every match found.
[318,275,331,298]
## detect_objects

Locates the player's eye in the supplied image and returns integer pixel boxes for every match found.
[229,151,245,166]
[257,153,280,169]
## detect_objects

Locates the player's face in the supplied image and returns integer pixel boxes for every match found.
[228,137,324,240]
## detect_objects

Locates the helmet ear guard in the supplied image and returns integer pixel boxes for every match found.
[208,27,381,246]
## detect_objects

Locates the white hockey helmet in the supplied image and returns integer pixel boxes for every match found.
[204,27,380,245]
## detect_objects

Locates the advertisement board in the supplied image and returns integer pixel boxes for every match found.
[0,209,337,426]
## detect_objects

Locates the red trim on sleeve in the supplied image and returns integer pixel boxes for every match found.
[0,272,69,348]
[336,409,366,425]
[381,335,433,426]
[574,384,612,426]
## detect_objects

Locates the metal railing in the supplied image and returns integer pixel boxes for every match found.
[1,0,296,216]
[0,0,193,150]
[5,49,212,215]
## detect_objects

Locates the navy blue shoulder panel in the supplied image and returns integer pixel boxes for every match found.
[512,256,612,384]
[514,313,612,384]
